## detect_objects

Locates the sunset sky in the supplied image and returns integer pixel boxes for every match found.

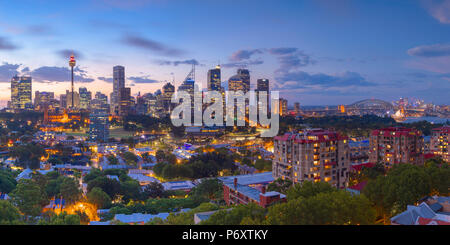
[0,0,450,107]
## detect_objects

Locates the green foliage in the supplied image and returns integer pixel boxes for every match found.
[286,181,336,200]
[254,159,272,171]
[0,200,22,224]
[87,176,122,200]
[363,163,450,220]
[142,182,166,199]
[266,178,293,194]
[10,179,45,218]
[265,190,376,225]
[107,155,119,165]
[87,187,112,209]
[38,211,81,225]
[201,203,266,225]
[122,152,138,166]
[0,169,17,193]
[10,143,45,169]
[60,177,81,204]
[160,202,219,225]
[189,178,223,201]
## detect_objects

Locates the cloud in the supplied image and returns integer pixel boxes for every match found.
[0,37,19,50]
[25,24,55,36]
[121,34,185,57]
[97,77,113,83]
[157,59,200,66]
[31,66,94,83]
[274,71,375,90]
[407,43,450,57]
[128,76,160,83]
[230,49,263,61]
[268,48,298,55]
[222,59,264,68]
[423,0,450,24]
[0,63,22,82]
[57,49,84,60]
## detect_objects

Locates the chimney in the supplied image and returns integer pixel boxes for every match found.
[234,178,237,189]
[261,185,266,194]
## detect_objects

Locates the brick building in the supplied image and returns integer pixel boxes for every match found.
[223,178,286,208]
[369,127,424,166]
[430,126,449,163]
[272,129,350,188]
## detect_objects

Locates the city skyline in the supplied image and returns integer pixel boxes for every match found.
[0,0,450,107]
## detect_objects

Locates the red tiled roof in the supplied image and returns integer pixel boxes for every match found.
[348,181,368,191]
[351,162,375,171]
[416,217,450,225]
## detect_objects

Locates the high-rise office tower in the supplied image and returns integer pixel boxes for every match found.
[89,110,110,142]
[60,94,67,109]
[34,91,54,111]
[79,87,92,110]
[294,102,301,115]
[162,82,175,113]
[279,98,288,116]
[66,90,80,109]
[112,65,125,114]
[11,75,32,111]
[118,87,131,117]
[207,65,221,91]
[256,78,269,114]
[237,69,250,93]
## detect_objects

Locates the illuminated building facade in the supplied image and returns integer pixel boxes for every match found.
[207,65,221,92]
[11,75,32,111]
[65,90,80,109]
[162,82,175,113]
[294,102,300,115]
[79,87,92,110]
[34,91,55,111]
[118,87,131,117]
[112,65,125,115]
[430,126,449,163]
[369,127,424,166]
[279,98,288,116]
[89,110,110,142]
[228,69,250,93]
[273,129,350,188]
[256,78,269,114]
[60,94,67,109]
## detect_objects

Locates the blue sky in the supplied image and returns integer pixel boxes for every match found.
[0,0,449,106]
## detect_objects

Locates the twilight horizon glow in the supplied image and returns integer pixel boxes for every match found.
[0,0,449,107]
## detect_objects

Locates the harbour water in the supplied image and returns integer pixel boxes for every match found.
[403,117,450,124]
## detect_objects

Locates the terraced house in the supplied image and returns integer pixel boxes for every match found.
[272,129,350,188]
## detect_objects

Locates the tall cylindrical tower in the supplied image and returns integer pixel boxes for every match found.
[69,54,76,109]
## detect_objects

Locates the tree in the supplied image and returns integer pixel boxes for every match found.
[265,191,375,225]
[142,182,166,199]
[0,169,17,193]
[60,177,81,204]
[107,155,119,165]
[87,187,112,209]
[189,178,222,201]
[10,179,45,218]
[120,180,142,202]
[201,203,266,225]
[122,152,138,166]
[266,178,293,194]
[87,176,122,200]
[255,159,272,171]
[286,181,336,200]
[38,211,81,225]
[0,200,22,224]
[10,144,45,169]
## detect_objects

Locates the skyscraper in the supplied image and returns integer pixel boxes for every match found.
[118,87,131,117]
[66,90,80,109]
[112,65,125,114]
[162,82,175,113]
[89,110,110,142]
[34,91,54,111]
[237,68,250,93]
[79,87,92,110]
[207,65,221,92]
[11,75,32,111]
[256,79,269,114]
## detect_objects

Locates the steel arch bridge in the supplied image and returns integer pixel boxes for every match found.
[347,99,394,110]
